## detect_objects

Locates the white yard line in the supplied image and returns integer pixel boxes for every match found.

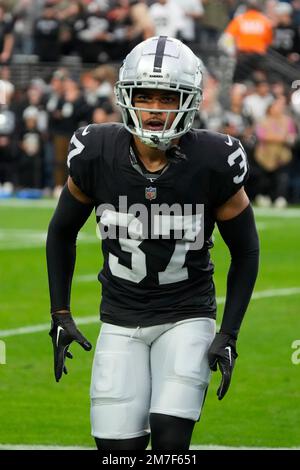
[0,444,298,450]
[0,287,300,339]
[0,229,98,250]
[0,198,300,217]
[251,287,300,300]
[254,207,300,218]
[0,206,297,250]
[0,316,99,338]
[0,199,57,208]
[75,274,98,283]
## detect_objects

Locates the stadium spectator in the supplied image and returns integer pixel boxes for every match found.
[50,76,89,190]
[81,66,120,121]
[0,80,16,186]
[198,73,223,131]
[105,0,138,61]
[129,0,154,41]
[200,0,232,48]
[149,0,185,38]
[254,95,297,207]
[72,1,111,63]
[221,83,255,151]
[52,0,82,20]
[107,0,155,59]
[12,0,42,55]
[17,79,48,132]
[0,4,14,64]
[264,0,281,26]
[221,0,273,82]
[243,79,274,123]
[270,79,290,98]
[92,105,113,123]
[291,0,300,27]
[88,64,116,98]
[33,2,62,62]
[16,106,43,189]
[173,0,204,45]
[45,69,68,190]
[53,0,81,57]
[272,1,300,66]
[81,70,110,107]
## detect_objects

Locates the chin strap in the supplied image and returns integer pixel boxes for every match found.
[143,134,187,162]
[147,136,187,163]
[149,135,171,151]
[165,144,187,163]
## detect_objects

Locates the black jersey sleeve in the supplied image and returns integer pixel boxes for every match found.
[67,125,98,199]
[212,136,249,208]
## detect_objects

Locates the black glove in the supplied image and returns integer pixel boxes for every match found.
[207,332,238,400]
[49,312,92,382]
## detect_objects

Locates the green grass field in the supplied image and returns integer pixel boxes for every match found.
[0,200,299,448]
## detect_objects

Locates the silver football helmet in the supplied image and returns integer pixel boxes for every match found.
[115,36,203,150]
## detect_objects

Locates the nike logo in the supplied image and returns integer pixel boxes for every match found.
[225,135,233,146]
[82,125,90,136]
[56,326,64,346]
[225,346,232,366]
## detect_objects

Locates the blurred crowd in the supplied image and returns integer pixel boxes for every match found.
[0,0,300,206]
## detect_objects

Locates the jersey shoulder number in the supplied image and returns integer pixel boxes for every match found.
[67,125,94,168]
[208,132,249,207]
[226,138,248,185]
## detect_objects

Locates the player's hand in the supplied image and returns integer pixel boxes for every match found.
[49,312,92,382]
[207,332,238,400]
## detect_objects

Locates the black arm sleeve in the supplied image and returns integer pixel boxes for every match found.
[46,185,94,312]
[216,204,259,339]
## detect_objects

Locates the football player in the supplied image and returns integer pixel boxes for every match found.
[47,36,259,450]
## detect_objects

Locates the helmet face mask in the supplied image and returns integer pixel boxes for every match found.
[115,36,203,150]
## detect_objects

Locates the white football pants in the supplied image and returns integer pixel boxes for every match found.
[90,317,216,439]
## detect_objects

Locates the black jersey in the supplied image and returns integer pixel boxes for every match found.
[68,123,249,327]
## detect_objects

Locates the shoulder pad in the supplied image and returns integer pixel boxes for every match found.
[67,123,124,168]
[66,123,126,198]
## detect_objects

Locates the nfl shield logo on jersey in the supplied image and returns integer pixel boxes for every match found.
[145,186,157,200]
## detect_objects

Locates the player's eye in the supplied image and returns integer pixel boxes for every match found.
[134,95,151,103]
[160,96,179,105]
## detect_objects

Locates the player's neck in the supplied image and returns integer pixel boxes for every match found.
[132,136,168,172]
